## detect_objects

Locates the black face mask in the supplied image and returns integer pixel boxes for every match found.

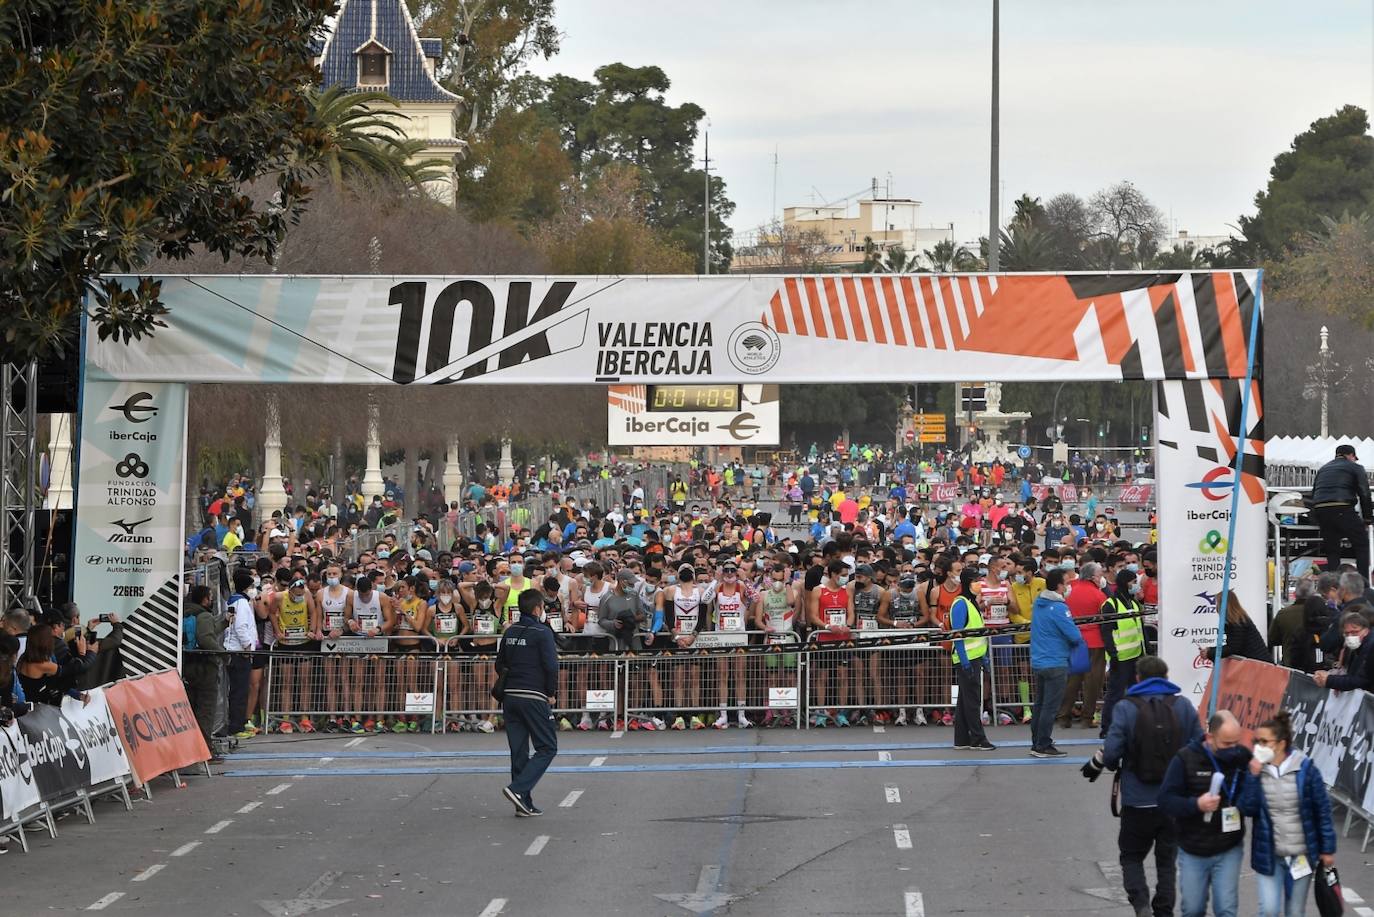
[1212,744,1250,768]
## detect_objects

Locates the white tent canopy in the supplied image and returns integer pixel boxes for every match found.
[1266,435,1374,470]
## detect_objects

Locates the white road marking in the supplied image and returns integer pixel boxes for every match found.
[344,737,365,748]
[477,898,507,917]
[589,756,606,767]
[1353,907,1373,917]
[86,893,124,910]
[893,824,912,849]
[610,731,624,738]
[558,790,584,808]
[170,841,201,857]
[524,835,550,856]
[265,783,292,795]
[131,864,165,882]
[319,757,334,765]
[904,889,926,917]
[873,725,886,733]
[204,819,233,834]
[878,750,892,761]
[885,786,901,804]
[237,801,262,814]
[1347,889,1366,904]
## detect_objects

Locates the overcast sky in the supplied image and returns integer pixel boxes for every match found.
[528,0,1374,246]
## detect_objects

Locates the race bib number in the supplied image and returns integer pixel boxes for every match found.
[987,604,1008,625]
[547,613,564,633]
[508,610,521,625]
[1144,604,1159,627]
[1221,807,1241,833]
[435,613,458,636]
[325,612,343,631]
[1287,854,1312,880]
[859,618,878,631]
[827,610,846,628]
[766,632,791,645]
[358,615,379,632]
[284,625,307,640]
[475,615,496,636]
[721,613,744,633]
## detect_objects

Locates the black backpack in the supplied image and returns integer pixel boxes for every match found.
[1127,696,1182,784]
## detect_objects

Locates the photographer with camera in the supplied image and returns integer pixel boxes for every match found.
[17,619,95,707]
[1081,655,1201,917]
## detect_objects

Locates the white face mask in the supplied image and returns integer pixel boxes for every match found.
[1346,634,1365,650]
[1252,744,1275,765]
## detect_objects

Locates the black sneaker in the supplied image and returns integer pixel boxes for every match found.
[502,786,534,816]
[952,743,973,750]
[518,804,544,817]
[1040,745,1069,758]
[1028,747,1051,758]
[973,741,997,751]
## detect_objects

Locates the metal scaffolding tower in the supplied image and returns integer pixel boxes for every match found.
[1,363,38,614]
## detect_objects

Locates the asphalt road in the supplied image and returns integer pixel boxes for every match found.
[9,726,1373,917]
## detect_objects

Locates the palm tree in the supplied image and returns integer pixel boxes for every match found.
[307,86,451,191]
[923,238,978,272]
[997,225,1056,270]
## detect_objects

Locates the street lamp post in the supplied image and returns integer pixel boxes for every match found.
[987,0,1000,273]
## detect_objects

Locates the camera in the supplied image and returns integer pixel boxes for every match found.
[98,613,113,623]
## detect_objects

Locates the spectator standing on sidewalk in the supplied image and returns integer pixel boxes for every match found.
[497,590,559,817]
[224,570,261,739]
[1028,567,1082,758]
[183,585,227,755]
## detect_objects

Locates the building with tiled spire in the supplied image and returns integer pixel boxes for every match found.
[316,0,466,203]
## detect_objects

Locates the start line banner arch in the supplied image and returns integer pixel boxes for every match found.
[76,271,1264,700]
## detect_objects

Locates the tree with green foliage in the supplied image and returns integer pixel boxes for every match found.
[922,239,979,272]
[406,0,560,134]
[453,105,571,226]
[309,87,452,190]
[1271,212,1374,327]
[533,64,735,272]
[0,0,336,360]
[1239,105,1374,257]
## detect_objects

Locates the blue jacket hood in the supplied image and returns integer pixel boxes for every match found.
[1126,677,1181,697]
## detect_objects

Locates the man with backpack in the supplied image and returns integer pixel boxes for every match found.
[1082,655,1202,917]
[182,585,227,760]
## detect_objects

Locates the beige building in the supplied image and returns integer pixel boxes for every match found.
[316,0,467,204]
[734,198,956,272]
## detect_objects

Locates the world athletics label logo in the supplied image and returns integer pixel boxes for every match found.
[726,322,781,375]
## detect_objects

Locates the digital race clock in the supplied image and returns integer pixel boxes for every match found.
[646,385,740,412]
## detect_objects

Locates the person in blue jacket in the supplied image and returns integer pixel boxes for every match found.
[1028,566,1082,758]
[1238,709,1337,917]
[1092,655,1203,917]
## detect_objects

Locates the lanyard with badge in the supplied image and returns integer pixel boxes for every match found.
[1203,747,1242,833]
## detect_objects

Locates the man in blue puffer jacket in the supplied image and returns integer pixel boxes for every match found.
[1091,656,1202,917]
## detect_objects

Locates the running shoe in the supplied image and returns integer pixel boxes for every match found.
[713,713,730,730]
[1021,708,1033,725]
[614,720,626,731]
[596,715,611,731]
[762,711,776,728]
[651,717,667,731]
[392,719,409,733]
[558,717,573,732]
[277,719,295,734]
[941,710,954,726]
[349,720,366,734]
[577,715,593,732]
[914,709,929,726]
[671,716,687,731]
[298,717,316,734]
[476,719,495,734]
[997,712,1014,727]
[639,719,656,732]
[973,741,997,751]
[737,713,754,729]
[690,716,706,730]
[628,718,641,731]
[812,714,829,728]
[836,713,851,728]
[362,718,377,733]
[1091,712,1102,728]
[980,711,991,726]
[780,714,796,728]
[233,728,256,740]
[1029,745,1068,759]
[894,710,909,727]
[853,711,870,727]
[408,720,421,733]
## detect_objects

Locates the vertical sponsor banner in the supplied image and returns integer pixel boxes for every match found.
[1155,379,1266,702]
[72,378,188,675]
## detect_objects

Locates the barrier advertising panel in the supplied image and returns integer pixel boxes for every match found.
[104,671,210,785]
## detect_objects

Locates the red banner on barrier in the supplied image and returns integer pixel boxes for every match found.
[1201,656,1294,744]
[1119,484,1154,505]
[104,670,210,785]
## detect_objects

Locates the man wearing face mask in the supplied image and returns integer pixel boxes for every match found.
[224,569,261,739]
[1028,567,1082,758]
[497,589,559,817]
[1058,561,1108,730]
[948,567,995,750]
[1312,610,1374,693]
[1158,710,1253,917]
[1098,568,1147,739]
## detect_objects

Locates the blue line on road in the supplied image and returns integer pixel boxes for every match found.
[222,757,1092,777]
[227,738,1101,761]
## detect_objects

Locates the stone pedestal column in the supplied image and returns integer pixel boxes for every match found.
[443,433,465,505]
[257,391,289,520]
[497,437,515,485]
[45,413,75,511]
[361,390,385,501]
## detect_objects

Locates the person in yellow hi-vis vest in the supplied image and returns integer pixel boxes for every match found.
[1098,568,1146,739]
[949,567,995,751]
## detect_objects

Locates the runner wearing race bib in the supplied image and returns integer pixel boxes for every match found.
[270,577,319,734]
[711,563,753,729]
[316,565,350,732]
[850,564,890,726]
[881,574,925,726]
[456,579,509,734]
[344,575,394,735]
[979,558,1017,728]
[753,565,798,728]
[657,564,714,730]
[575,563,613,731]
[808,560,853,727]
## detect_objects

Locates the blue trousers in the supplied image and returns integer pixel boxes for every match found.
[1030,667,1068,751]
[503,694,558,802]
[1178,844,1242,917]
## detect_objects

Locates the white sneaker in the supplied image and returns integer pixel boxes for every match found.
[980,711,991,726]
[652,717,667,731]
[713,712,730,729]
[913,708,928,726]
[737,713,754,729]
[476,719,495,734]
[895,710,909,727]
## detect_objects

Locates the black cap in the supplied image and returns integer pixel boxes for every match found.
[1337,444,1358,459]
